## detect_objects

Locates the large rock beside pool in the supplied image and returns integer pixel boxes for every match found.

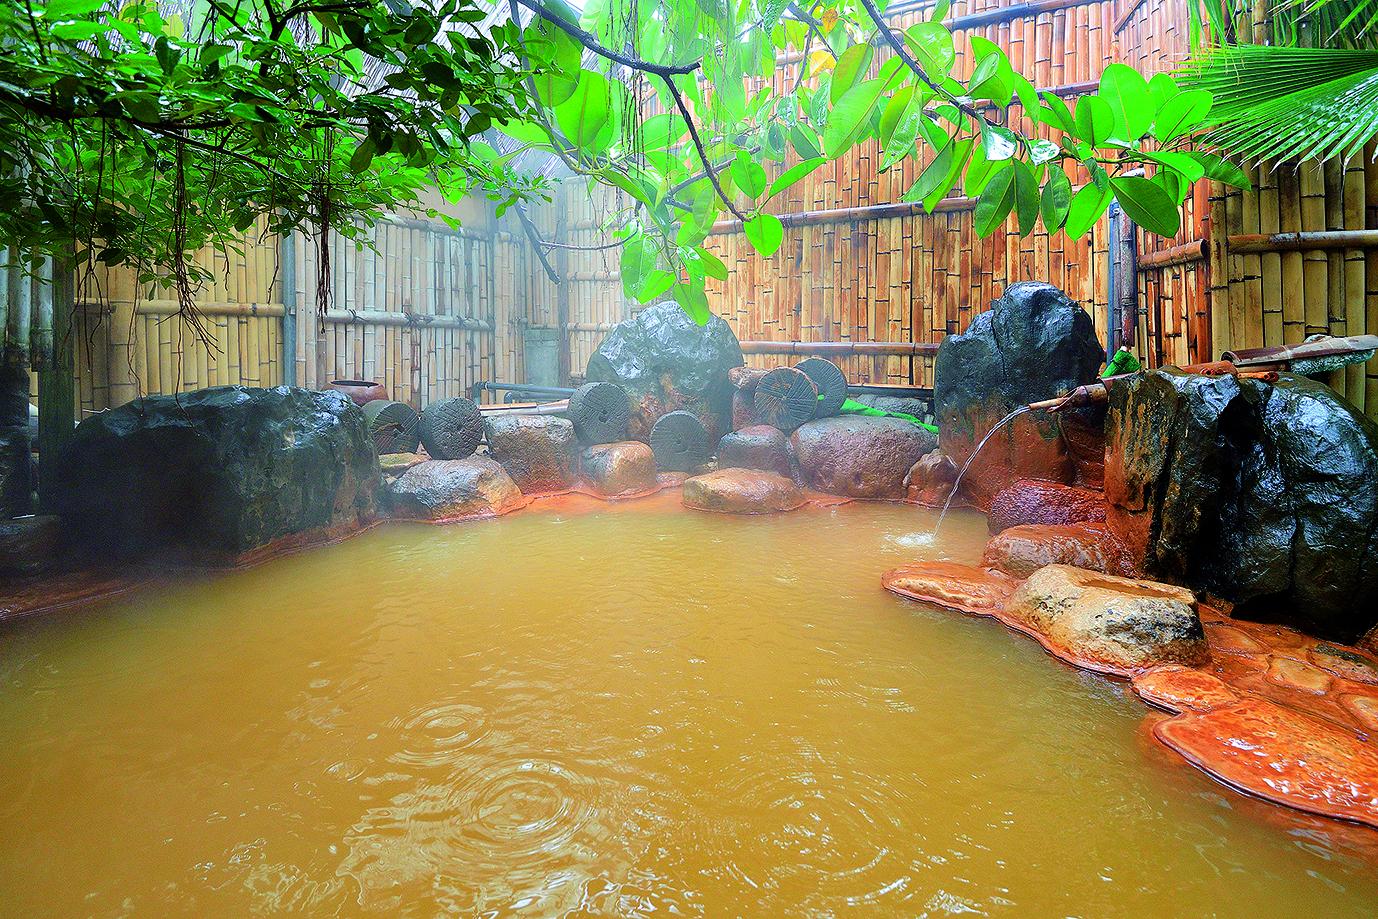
[484,414,577,492]
[882,561,1017,615]
[50,386,378,563]
[1005,565,1209,674]
[387,457,524,520]
[0,514,62,577]
[934,282,1104,508]
[791,416,937,498]
[585,300,743,443]
[982,521,1135,578]
[682,468,804,514]
[580,441,657,497]
[987,480,1105,534]
[0,426,32,518]
[904,449,958,505]
[1105,370,1378,643]
[717,425,795,478]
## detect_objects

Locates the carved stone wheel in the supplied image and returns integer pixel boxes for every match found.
[419,397,484,460]
[796,357,848,418]
[753,366,820,432]
[568,381,631,445]
[361,399,420,455]
[649,410,711,472]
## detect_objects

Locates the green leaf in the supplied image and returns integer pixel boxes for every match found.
[881,90,929,170]
[1040,168,1072,231]
[1013,161,1040,236]
[638,269,676,302]
[980,121,1019,161]
[1111,175,1181,237]
[641,113,687,150]
[1140,149,1205,182]
[621,232,659,300]
[349,138,376,173]
[731,151,769,198]
[744,213,785,257]
[695,246,729,280]
[1039,92,1077,135]
[1065,181,1112,239]
[831,43,874,104]
[963,145,1001,197]
[768,157,826,198]
[1148,72,1180,111]
[967,37,1013,106]
[1074,95,1114,147]
[879,86,916,148]
[903,22,954,77]
[824,79,884,157]
[1152,89,1212,143]
[789,124,822,159]
[1028,138,1060,164]
[555,70,612,154]
[673,281,712,325]
[1098,63,1153,141]
[906,139,971,211]
[974,165,1016,237]
[1188,152,1252,190]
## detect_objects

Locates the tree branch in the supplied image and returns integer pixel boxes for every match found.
[855,0,985,124]
[513,0,701,76]
[659,76,748,223]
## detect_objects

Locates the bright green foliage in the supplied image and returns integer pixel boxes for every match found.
[0,0,538,299]
[506,0,1240,322]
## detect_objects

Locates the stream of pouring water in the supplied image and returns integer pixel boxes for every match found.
[929,405,1033,538]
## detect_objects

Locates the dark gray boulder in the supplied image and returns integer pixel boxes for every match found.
[386,457,524,520]
[934,282,1104,507]
[0,426,32,519]
[1105,369,1378,643]
[50,386,379,563]
[585,301,743,443]
[484,414,577,492]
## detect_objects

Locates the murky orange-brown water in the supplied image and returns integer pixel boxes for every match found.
[3,501,1378,917]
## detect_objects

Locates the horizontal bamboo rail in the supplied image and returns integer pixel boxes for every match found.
[1227,230,1378,253]
[711,197,978,236]
[321,309,492,331]
[739,340,942,356]
[1137,239,1207,271]
[77,299,286,318]
[887,0,1106,29]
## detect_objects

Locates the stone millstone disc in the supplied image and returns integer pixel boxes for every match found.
[650,411,711,472]
[754,366,820,432]
[362,399,420,455]
[419,397,484,459]
[796,357,848,418]
[568,381,630,445]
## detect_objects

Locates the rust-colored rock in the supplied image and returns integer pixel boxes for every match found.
[1060,405,1107,488]
[791,416,937,499]
[986,479,1106,535]
[717,425,795,479]
[881,562,1017,615]
[1309,643,1378,684]
[387,458,525,521]
[1154,698,1378,829]
[1266,657,1332,695]
[1005,565,1209,674]
[903,449,958,506]
[1134,666,1240,714]
[580,441,658,497]
[981,521,1134,578]
[681,468,805,514]
[484,414,578,493]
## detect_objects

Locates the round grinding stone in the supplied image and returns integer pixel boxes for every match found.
[419,397,484,459]
[361,399,420,454]
[754,366,819,432]
[568,381,631,445]
[649,410,711,472]
[796,357,848,418]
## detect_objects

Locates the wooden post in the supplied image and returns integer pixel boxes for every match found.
[38,252,74,512]
[555,200,571,385]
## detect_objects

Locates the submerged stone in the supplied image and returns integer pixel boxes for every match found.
[585,301,743,443]
[881,561,1017,615]
[934,282,1104,508]
[50,386,379,563]
[387,457,524,520]
[484,414,577,493]
[580,441,658,497]
[682,468,805,514]
[791,416,937,499]
[1004,565,1209,674]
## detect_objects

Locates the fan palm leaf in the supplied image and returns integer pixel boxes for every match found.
[1179,45,1378,163]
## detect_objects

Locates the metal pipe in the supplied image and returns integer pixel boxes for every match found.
[846,383,934,399]
[479,398,569,416]
[280,230,297,387]
[321,309,491,331]
[470,381,576,400]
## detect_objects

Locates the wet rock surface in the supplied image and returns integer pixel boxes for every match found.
[681,468,805,514]
[882,561,1017,615]
[387,457,524,520]
[579,441,658,497]
[0,426,32,518]
[484,415,577,493]
[0,514,62,577]
[849,393,934,424]
[934,282,1104,508]
[903,449,958,505]
[791,416,937,499]
[50,386,378,562]
[987,479,1106,534]
[981,521,1133,578]
[716,425,795,479]
[1105,369,1378,643]
[1005,565,1209,673]
[585,301,743,442]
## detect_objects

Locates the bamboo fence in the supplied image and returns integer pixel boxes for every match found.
[56,0,1378,419]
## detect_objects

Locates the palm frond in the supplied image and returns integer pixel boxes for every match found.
[1179,45,1378,162]
[1273,0,1378,48]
